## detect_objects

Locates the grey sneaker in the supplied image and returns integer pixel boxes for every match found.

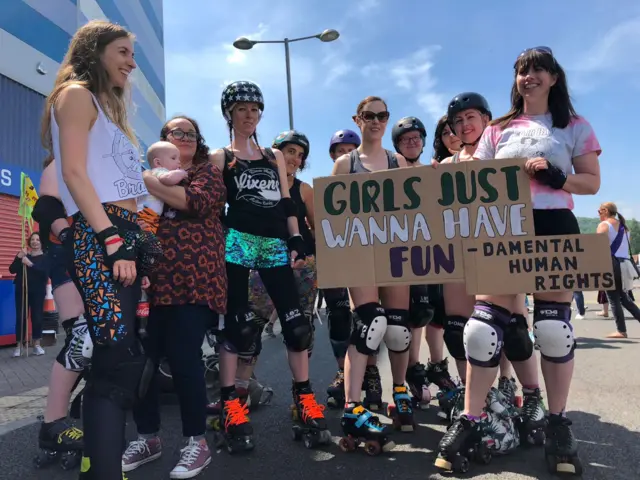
[170,437,211,479]
[121,436,162,472]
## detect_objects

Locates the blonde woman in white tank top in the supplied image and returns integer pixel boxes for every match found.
[597,202,640,338]
[41,21,154,480]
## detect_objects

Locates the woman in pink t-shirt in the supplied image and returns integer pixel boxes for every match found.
[438,47,601,476]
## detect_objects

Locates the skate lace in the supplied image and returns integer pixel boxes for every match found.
[366,369,382,393]
[522,394,540,420]
[441,418,465,445]
[331,371,344,387]
[393,387,412,413]
[177,439,203,467]
[298,393,326,420]
[60,426,83,442]
[224,398,250,428]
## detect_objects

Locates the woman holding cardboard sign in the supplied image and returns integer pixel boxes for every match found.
[442,47,601,476]
[331,96,411,454]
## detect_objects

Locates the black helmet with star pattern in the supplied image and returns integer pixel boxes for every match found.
[221,81,264,121]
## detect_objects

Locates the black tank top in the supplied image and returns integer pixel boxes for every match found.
[289,178,315,255]
[222,147,288,239]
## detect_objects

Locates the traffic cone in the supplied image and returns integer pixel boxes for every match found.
[41,279,59,347]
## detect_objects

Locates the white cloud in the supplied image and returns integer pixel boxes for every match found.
[356,0,380,14]
[568,17,640,92]
[361,46,447,121]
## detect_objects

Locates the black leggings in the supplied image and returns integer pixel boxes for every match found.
[226,262,304,350]
[71,205,143,480]
[14,286,45,342]
[606,256,640,333]
[323,288,352,360]
[134,305,211,437]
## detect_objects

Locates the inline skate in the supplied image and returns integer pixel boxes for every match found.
[213,391,254,454]
[405,363,431,409]
[434,414,492,473]
[326,368,345,408]
[386,385,416,432]
[339,403,395,455]
[33,418,83,470]
[545,414,583,475]
[362,365,383,411]
[290,382,332,448]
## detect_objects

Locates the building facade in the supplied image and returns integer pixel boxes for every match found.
[0,0,165,344]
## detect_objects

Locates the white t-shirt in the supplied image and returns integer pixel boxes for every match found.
[138,167,169,215]
[475,113,601,210]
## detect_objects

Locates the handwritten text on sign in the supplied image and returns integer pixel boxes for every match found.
[313,158,534,288]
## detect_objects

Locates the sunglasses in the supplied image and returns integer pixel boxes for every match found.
[359,111,390,122]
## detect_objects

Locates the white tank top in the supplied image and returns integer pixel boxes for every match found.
[52,90,147,216]
[607,222,630,258]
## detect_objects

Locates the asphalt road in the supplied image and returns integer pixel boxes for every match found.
[1,305,639,480]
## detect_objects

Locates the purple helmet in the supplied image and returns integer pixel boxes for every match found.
[329,129,361,154]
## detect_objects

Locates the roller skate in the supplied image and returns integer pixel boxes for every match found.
[498,376,520,407]
[214,391,254,454]
[33,418,83,470]
[434,414,492,474]
[426,359,459,419]
[339,403,395,455]
[437,384,465,423]
[386,385,416,432]
[326,369,345,409]
[290,382,332,448]
[362,365,383,411]
[206,378,273,430]
[545,414,583,476]
[517,387,547,447]
[405,363,431,409]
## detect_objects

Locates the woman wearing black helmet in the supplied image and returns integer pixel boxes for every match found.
[434,92,544,472]
[464,48,600,476]
[390,116,457,410]
[211,81,330,451]
[247,130,318,373]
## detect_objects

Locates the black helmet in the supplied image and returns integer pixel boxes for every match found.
[272,130,310,160]
[391,116,427,153]
[221,81,264,121]
[447,92,492,129]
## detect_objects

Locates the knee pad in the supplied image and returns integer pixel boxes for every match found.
[223,310,260,357]
[281,308,314,352]
[87,341,154,409]
[384,309,412,353]
[463,302,511,368]
[532,302,575,363]
[443,315,468,361]
[57,315,91,372]
[409,285,435,328]
[351,302,388,355]
[328,306,352,359]
[503,313,534,362]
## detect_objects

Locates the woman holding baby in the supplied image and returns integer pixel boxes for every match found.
[122,115,227,479]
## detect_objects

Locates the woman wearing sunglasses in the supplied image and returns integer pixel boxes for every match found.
[331,96,411,454]
[442,48,600,475]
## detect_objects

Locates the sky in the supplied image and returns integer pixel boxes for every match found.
[162,0,640,219]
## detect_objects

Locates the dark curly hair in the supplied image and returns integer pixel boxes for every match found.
[160,115,210,165]
[432,115,452,162]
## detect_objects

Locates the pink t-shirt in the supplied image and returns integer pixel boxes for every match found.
[475,113,601,210]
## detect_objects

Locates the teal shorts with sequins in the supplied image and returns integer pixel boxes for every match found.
[225,228,289,269]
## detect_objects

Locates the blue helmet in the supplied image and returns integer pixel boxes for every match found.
[329,129,361,154]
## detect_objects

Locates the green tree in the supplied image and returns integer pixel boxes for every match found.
[627,218,640,255]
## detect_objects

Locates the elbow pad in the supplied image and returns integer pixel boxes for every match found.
[282,197,298,217]
[32,196,67,225]
[534,160,567,190]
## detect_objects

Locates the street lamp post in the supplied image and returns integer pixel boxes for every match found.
[233,29,340,130]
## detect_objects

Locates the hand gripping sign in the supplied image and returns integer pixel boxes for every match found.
[313,158,614,295]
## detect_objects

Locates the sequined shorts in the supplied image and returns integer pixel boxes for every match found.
[225,228,289,269]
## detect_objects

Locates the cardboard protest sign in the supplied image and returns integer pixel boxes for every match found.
[313,158,535,288]
[313,157,614,294]
[462,234,615,295]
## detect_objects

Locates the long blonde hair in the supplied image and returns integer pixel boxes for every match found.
[41,20,137,153]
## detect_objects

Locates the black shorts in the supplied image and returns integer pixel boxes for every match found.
[532,209,580,236]
[49,241,73,290]
[429,284,445,328]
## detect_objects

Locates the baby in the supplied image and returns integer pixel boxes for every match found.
[138,141,188,234]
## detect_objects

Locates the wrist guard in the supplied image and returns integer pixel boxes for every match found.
[534,160,567,190]
[287,234,307,263]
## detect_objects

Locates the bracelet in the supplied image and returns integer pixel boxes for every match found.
[105,237,123,246]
